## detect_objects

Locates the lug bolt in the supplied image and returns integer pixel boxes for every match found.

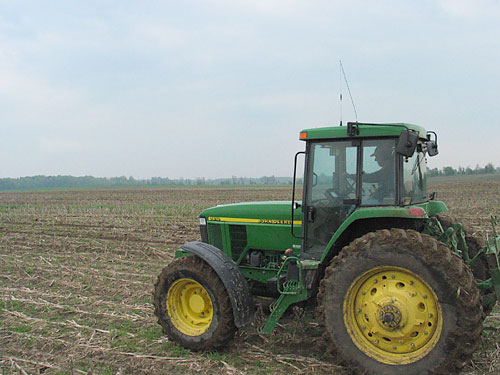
[393,346,397,350]
[374,279,378,283]
[411,343,415,348]
[424,331,429,335]
[374,340,379,344]
[424,295,428,299]
[410,281,414,285]
[429,313,433,318]
[392,275,395,279]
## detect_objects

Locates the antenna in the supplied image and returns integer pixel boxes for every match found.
[339,61,343,126]
[339,60,358,123]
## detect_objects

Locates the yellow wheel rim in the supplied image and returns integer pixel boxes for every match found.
[344,266,443,364]
[166,278,214,336]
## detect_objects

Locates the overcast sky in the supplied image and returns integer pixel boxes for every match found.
[1,0,499,179]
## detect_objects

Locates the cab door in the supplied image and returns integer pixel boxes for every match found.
[303,140,359,254]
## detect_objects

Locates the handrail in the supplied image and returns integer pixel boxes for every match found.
[291,151,305,239]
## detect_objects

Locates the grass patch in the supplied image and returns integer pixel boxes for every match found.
[10,325,31,333]
[138,327,163,341]
[159,342,191,357]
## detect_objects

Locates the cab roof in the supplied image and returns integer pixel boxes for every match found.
[300,122,427,141]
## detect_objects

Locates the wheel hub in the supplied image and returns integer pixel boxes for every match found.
[378,305,402,329]
[189,293,206,313]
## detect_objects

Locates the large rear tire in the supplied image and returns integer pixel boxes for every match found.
[436,214,497,315]
[317,229,482,375]
[153,255,236,350]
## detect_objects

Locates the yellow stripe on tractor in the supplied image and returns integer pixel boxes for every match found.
[207,216,302,225]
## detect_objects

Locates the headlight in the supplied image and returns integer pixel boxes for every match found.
[199,217,207,226]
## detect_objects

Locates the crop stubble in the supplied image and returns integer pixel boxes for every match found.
[0,180,498,375]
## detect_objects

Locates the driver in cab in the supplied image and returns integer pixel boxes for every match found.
[363,144,396,203]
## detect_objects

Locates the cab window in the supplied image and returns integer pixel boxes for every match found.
[361,139,396,205]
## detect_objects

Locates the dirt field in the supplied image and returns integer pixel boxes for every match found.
[1,177,499,374]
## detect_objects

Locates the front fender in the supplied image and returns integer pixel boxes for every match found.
[180,241,255,327]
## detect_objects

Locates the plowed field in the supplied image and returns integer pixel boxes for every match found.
[1,179,499,374]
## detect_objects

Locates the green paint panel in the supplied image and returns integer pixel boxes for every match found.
[245,224,301,251]
[201,201,301,222]
[318,204,442,263]
[240,267,280,283]
[418,200,448,216]
[300,123,427,140]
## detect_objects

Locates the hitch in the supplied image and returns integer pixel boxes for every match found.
[425,215,500,312]
[438,221,469,260]
[261,254,308,334]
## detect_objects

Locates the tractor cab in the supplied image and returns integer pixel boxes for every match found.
[296,122,434,254]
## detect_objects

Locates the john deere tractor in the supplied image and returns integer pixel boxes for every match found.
[153,122,500,374]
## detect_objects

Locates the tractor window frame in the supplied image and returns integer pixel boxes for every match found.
[303,137,404,209]
[301,139,361,254]
[401,144,428,205]
[302,139,360,206]
[359,137,399,207]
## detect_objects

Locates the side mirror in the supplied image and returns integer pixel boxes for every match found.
[396,130,418,157]
[426,131,438,157]
[426,140,439,156]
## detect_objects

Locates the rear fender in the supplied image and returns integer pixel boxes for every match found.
[180,241,255,327]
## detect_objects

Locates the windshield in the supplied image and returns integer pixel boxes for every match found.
[402,149,428,204]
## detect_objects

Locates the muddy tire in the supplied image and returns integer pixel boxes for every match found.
[317,229,482,375]
[436,214,497,315]
[153,255,236,350]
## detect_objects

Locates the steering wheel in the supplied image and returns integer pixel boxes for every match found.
[344,176,356,195]
[324,188,343,205]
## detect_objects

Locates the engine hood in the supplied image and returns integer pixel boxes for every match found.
[200,201,302,225]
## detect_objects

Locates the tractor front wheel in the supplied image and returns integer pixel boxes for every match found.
[153,255,236,350]
[317,229,482,375]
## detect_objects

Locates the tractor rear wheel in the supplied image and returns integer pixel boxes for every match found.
[153,255,236,350]
[317,229,482,375]
[436,214,497,315]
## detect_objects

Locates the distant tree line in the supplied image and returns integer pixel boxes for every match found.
[427,163,498,177]
[0,175,303,191]
[1,163,497,191]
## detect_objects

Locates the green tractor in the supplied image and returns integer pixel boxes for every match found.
[153,122,500,374]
